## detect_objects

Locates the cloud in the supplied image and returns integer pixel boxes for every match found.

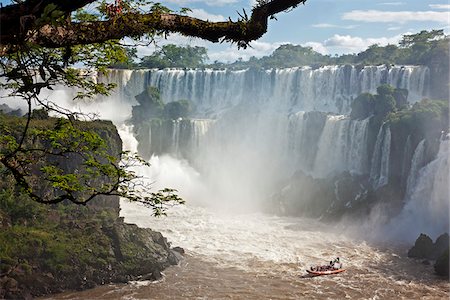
[387,26,403,31]
[429,4,450,10]
[316,33,405,54]
[378,2,405,5]
[342,10,450,24]
[188,9,226,21]
[303,42,328,55]
[312,23,357,29]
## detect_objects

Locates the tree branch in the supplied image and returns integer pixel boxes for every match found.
[0,0,307,54]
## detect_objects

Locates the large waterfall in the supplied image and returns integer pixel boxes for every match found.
[27,64,447,299]
[95,64,446,241]
[104,65,429,116]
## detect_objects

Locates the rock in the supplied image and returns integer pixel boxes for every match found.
[114,275,128,283]
[82,280,97,289]
[152,269,163,280]
[172,246,185,255]
[141,269,163,281]
[408,233,450,261]
[408,233,434,259]
[434,248,449,277]
[433,233,449,259]
[168,249,184,265]
[0,277,20,299]
[422,260,430,265]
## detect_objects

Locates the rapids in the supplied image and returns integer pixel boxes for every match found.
[44,200,449,299]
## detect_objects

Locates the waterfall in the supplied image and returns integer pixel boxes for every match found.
[95,65,437,218]
[405,139,426,198]
[105,65,429,116]
[401,135,413,188]
[386,139,450,241]
[370,124,391,189]
[171,119,181,155]
[312,116,370,178]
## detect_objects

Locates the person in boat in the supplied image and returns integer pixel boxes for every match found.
[332,257,341,269]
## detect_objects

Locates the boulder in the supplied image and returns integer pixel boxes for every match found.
[433,233,449,259]
[434,248,449,277]
[408,233,434,259]
[172,246,185,255]
[168,249,184,265]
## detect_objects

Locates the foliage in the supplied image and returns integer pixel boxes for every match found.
[132,86,165,121]
[350,93,374,120]
[0,2,187,212]
[350,84,399,120]
[0,113,184,215]
[132,86,193,121]
[374,85,396,116]
[139,45,208,69]
[205,30,449,69]
[387,98,449,142]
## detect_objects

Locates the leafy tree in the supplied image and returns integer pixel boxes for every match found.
[393,88,409,111]
[399,30,446,64]
[140,45,208,69]
[387,98,449,143]
[350,84,401,120]
[356,44,400,65]
[132,86,165,121]
[216,29,448,69]
[350,93,374,120]
[0,0,306,210]
[374,86,396,117]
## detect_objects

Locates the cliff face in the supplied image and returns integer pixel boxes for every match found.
[0,116,182,299]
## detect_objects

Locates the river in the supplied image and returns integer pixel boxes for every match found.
[44,200,449,299]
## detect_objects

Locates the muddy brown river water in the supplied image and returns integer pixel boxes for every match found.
[43,202,449,300]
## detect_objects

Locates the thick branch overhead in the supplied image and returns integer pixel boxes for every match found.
[0,0,306,53]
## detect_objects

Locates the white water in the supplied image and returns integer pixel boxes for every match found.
[369,124,391,189]
[104,65,429,116]
[313,116,370,177]
[385,139,450,241]
[405,139,426,199]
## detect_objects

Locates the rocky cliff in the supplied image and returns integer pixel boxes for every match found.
[0,116,182,299]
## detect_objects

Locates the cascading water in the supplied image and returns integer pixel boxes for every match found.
[405,139,426,198]
[312,115,370,178]
[369,124,391,189]
[103,65,429,116]
[385,138,449,241]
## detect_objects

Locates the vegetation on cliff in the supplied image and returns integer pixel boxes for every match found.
[0,115,184,298]
[0,184,182,299]
[130,30,448,71]
[140,44,208,69]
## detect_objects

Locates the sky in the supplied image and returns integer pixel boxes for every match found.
[2,0,450,62]
[144,0,450,62]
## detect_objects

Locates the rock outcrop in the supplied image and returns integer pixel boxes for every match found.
[408,233,449,278]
